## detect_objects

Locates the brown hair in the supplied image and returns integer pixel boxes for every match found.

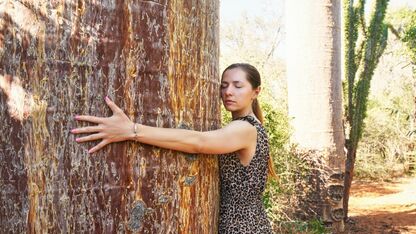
[221,63,278,180]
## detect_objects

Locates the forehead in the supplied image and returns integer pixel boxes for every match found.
[221,68,248,83]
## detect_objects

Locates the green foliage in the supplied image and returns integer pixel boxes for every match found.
[220,105,232,127]
[355,97,416,179]
[401,11,416,63]
[262,102,290,151]
[386,8,416,63]
[260,101,292,214]
[343,0,390,148]
[275,219,330,234]
[354,9,416,179]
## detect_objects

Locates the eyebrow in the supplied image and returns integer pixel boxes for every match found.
[221,81,242,84]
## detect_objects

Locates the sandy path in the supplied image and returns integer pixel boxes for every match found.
[346,177,416,233]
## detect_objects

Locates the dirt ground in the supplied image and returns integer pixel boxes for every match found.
[345,176,416,234]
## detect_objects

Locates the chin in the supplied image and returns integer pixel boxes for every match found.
[223,105,237,112]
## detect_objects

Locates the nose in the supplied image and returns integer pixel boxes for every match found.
[223,86,233,96]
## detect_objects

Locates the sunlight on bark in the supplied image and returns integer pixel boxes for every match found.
[0,74,35,121]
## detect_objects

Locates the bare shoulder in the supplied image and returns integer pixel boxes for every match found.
[222,119,257,136]
[196,119,257,154]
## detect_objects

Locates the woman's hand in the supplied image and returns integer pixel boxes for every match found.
[71,96,135,154]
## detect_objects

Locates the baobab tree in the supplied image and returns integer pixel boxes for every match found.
[286,0,346,231]
[0,0,220,233]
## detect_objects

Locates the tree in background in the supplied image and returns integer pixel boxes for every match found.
[342,0,390,220]
[286,0,345,232]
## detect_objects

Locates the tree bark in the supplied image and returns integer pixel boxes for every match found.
[343,143,356,222]
[0,0,220,233]
[286,0,346,232]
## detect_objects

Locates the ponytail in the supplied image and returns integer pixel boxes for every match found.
[252,99,278,181]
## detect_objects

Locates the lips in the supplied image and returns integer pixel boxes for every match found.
[224,100,235,105]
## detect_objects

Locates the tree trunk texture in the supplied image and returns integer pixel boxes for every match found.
[343,143,356,223]
[286,0,345,232]
[0,0,220,233]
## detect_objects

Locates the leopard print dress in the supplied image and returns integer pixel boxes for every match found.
[218,115,273,233]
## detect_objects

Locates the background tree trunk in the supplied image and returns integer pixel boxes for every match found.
[286,0,346,232]
[0,0,220,233]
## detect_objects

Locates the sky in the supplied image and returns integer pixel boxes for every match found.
[220,0,416,59]
[221,0,416,23]
[388,0,416,8]
[220,0,283,23]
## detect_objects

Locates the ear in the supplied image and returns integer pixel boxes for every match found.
[253,86,261,99]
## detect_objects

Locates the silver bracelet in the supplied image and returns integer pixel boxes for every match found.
[133,123,139,140]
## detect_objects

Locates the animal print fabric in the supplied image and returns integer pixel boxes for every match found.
[218,115,273,233]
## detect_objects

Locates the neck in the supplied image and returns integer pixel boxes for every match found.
[231,108,254,119]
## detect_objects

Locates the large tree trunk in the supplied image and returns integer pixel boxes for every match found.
[0,0,220,233]
[286,0,346,232]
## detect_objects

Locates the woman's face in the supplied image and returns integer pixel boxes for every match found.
[220,68,260,112]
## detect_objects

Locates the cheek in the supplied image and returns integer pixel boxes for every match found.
[220,90,225,99]
[236,88,250,98]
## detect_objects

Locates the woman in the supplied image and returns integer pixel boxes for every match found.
[72,63,274,233]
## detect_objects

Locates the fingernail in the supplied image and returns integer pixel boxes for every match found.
[74,115,79,120]
[105,96,109,101]
[70,129,75,133]
[75,138,79,142]
[88,149,93,154]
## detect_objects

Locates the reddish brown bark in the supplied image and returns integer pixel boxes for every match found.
[0,0,219,233]
[343,144,357,221]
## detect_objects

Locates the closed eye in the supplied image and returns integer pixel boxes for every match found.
[233,81,243,88]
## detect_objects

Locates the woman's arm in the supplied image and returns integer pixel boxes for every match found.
[72,97,256,154]
[134,120,255,155]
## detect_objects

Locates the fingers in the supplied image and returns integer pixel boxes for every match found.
[71,125,101,134]
[73,97,122,155]
[105,96,122,113]
[75,115,103,124]
[75,133,104,143]
[88,140,109,154]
